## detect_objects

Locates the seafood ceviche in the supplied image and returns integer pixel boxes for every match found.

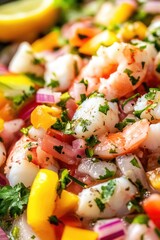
[0,0,160,239]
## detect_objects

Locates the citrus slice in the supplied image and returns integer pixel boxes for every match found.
[0,0,59,41]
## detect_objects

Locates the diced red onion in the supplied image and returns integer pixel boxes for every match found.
[41,134,76,164]
[0,173,8,186]
[66,98,78,120]
[18,100,39,120]
[72,139,86,157]
[94,218,126,240]
[36,88,61,104]
[0,227,8,240]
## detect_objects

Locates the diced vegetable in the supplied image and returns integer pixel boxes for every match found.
[0,118,4,132]
[36,88,61,104]
[32,31,60,52]
[61,226,98,240]
[79,30,118,55]
[94,218,126,240]
[143,194,160,228]
[31,105,61,130]
[147,168,160,191]
[0,227,8,240]
[27,169,59,240]
[54,190,79,218]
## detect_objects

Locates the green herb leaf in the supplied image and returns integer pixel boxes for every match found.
[80,119,91,132]
[79,78,88,90]
[53,145,63,154]
[94,198,105,212]
[57,92,71,108]
[99,102,110,115]
[85,148,94,157]
[47,80,60,88]
[20,126,32,136]
[115,118,136,131]
[124,68,140,85]
[85,135,100,147]
[122,93,140,109]
[48,215,61,226]
[25,73,45,87]
[132,214,149,225]
[101,180,116,201]
[130,157,141,168]
[98,168,115,180]
[0,183,30,218]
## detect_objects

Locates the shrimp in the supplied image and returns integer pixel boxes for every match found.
[134,89,160,121]
[116,154,149,189]
[5,135,59,187]
[72,96,119,138]
[80,42,157,100]
[154,52,160,80]
[141,123,160,151]
[44,53,83,92]
[76,176,137,219]
[78,157,117,180]
[94,119,149,159]
[9,42,44,76]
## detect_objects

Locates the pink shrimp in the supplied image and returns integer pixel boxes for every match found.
[70,42,157,100]
[5,135,58,187]
[94,119,149,159]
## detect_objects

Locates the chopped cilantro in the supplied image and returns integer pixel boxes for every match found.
[122,93,140,109]
[53,145,63,154]
[0,183,30,218]
[132,214,149,225]
[145,88,159,100]
[109,147,117,154]
[20,126,32,136]
[27,154,32,162]
[85,135,100,147]
[115,118,136,131]
[64,121,75,135]
[127,198,142,213]
[31,235,36,239]
[98,168,115,180]
[11,226,20,239]
[32,57,45,65]
[85,148,94,157]
[80,119,91,132]
[99,101,110,115]
[61,110,69,123]
[78,94,87,105]
[51,118,65,131]
[25,73,45,87]
[57,92,71,108]
[124,68,140,85]
[130,157,141,168]
[48,215,61,226]
[101,179,116,201]
[47,80,60,88]
[134,102,157,118]
[139,45,146,50]
[94,198,105,212]
[89,91,104,98]
[79,78,88,90]
[12,86,35,106]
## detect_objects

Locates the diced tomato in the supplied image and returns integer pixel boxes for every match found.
[41,134,77,165]
[66,99,78,120]
[143,194,160,228]
[47,129,75,144]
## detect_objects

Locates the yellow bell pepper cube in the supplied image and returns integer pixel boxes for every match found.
[79,30,118,55]
[32,31,60,52]
[109,2,135,26]
[27,169,59,240]
[0,118,4,132]
[118,21,147,41]
[54,190,79,218]
[31,105,61,130]
[147,168,160,190]
[61,226,98,240]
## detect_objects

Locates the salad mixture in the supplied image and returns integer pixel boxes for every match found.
[0,0,160,239]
